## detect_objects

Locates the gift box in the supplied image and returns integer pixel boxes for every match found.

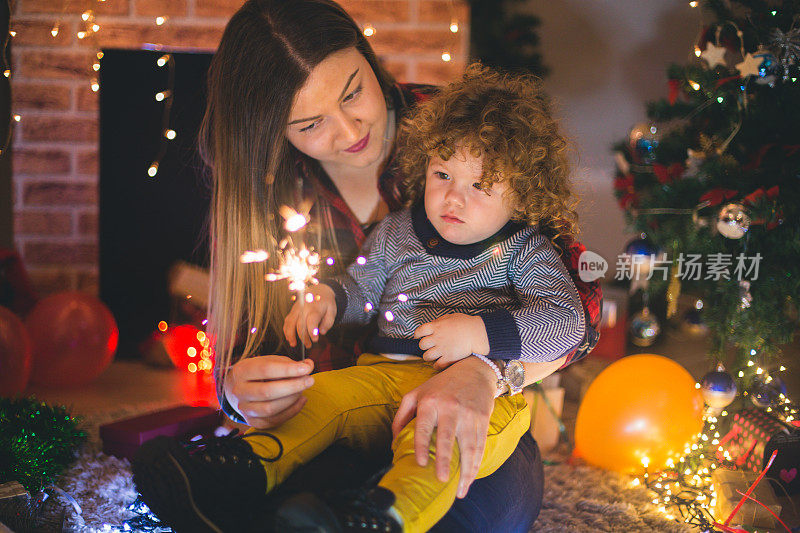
[523,375,565,452]
[590,285,627,361]
[99,405,221,460]
[716,407,800,495]
[712,468,782,529]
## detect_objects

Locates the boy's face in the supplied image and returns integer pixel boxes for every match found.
[424,146,515,245]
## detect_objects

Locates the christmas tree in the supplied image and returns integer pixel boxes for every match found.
[613,0,800,378]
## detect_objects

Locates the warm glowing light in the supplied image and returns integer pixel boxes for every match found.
[694,46,702,57]
[155,91,170,101]
[188,362,197,373]
[3,70,9,78]
[51,26,59,37]
[356,256,367,265]
[305,292,314,303]
[397,293,408,302]
[97,51,104,59]
[81,11,92,21]
[93,63,100,71]
[148,163,159,177]
[91,79,100,92]
[364,302,374,312]
[441,51,451,62]
[165,129,176,140]
[92,24,100,32]
[363,25,375,37]
[326,257,335,266]
[196,331,206,342]
[156,16,167,25]
[187,347,197,357]
[689,1,698,6]
[240,249,269,263]
[9,30,16,37]
[157,54,171,67]
[262,238,321,293]
[285,213,307,232]
[158,321,168,332]
[13,115,20,122]
[77,31,86,39]
[385,310,395,321]
[689,80,700,90]
[450,22,459,33]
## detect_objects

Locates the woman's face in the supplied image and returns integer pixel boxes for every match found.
[286,47,389,171]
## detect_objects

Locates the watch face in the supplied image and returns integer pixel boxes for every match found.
[505,360,525,389]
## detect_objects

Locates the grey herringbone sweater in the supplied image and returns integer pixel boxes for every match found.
[324,203,585,362]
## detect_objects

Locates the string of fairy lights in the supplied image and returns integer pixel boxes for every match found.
[2,0,464,177]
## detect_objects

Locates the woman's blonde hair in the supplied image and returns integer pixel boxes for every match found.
[199,0,395,401]
[397,63,578,244]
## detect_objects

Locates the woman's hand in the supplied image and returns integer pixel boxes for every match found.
[283,284,337,349]
[391,356,496,499]
[224,355,315,429]
[413,313,490,369]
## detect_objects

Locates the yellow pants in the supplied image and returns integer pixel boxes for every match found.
[245,353,530,533]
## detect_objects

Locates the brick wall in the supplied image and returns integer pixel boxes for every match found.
[10,0,469,296]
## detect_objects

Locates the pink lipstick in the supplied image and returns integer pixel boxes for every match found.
[344,133,370,153]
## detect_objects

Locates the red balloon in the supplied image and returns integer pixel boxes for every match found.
[0,305,32,395]
[27,291,119,387]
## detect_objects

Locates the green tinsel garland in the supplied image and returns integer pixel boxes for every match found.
[0,397,86,493]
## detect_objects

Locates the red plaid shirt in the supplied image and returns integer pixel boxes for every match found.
[296,83,601,372]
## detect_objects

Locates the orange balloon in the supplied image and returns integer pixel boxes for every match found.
[574,354,704,473]
[0,305,32,395]
[27,291,118,387]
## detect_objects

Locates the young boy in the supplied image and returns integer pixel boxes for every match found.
[269,63,586,532]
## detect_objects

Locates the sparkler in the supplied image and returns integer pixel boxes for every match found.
[239,204,320,359]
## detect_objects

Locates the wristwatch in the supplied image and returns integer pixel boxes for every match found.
[472,354,525,397]
[499,359,525,396]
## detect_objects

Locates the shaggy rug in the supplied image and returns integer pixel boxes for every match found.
[25,403,695,532]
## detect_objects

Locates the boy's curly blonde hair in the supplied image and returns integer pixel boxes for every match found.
[397,63,579,244]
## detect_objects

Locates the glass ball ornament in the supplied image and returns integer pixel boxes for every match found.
[682,308,708,337]
[750,376,787,408]
[624,237,660,278]
[754,48,780,87]
[716,203,751,239]
[700,368,737,409]
[628,122,660,163]
[630,308,660,347]
[625,237,659,257]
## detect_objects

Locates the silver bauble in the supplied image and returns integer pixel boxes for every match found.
[630,308,660,347]
[716,203,751,239]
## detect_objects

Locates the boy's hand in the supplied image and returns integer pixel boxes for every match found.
[413,313,490,369]
[283,284,337,349]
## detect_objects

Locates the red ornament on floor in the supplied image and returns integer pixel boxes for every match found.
[26,291,119,387]
[0,305,32,395]
[160,324,214,374]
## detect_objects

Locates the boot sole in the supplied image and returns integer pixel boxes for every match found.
[132,436,225,533]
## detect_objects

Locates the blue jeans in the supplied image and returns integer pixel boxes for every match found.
[275,431,543,532]
[432,431,543,533]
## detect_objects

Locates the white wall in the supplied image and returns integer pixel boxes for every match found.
[525,1,703,264]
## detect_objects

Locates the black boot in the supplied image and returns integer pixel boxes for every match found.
[274,486,402,533]
[132,429,281,533]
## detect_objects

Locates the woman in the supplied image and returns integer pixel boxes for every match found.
[196,0,598,530]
